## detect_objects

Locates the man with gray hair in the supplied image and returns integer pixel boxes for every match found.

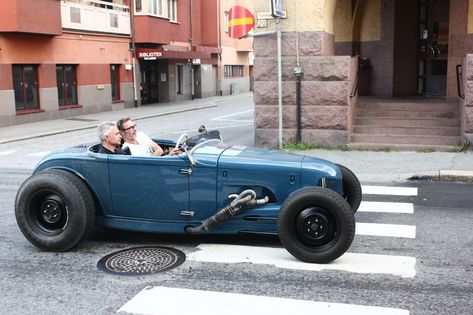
[97,121,130,154]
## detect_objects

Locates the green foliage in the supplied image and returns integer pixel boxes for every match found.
[416,148,435,153]
[451,140,471,153]
[282,141,317,151]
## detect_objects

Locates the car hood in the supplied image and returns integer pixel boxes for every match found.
[218,145,304,171]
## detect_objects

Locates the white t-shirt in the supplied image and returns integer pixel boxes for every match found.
[124,132,154,156]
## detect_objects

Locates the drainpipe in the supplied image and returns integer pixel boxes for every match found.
[190,0,194,100]
[130,0,138,107]
[294,67,303,142]
[217,0,222,96]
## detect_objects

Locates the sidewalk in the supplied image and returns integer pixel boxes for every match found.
[1,92,472,182]
[0,93,253,144]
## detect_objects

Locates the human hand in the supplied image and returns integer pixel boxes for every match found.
[168,148,182,156]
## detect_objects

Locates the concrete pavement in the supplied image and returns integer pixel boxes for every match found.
[0,92,472,182]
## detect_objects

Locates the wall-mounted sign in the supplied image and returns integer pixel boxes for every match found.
[138,51,163,60]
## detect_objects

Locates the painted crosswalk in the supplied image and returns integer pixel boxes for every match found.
[118,286,410,315]
[358,201,414,213]
[118,183,418,315]
[187,244,416,278]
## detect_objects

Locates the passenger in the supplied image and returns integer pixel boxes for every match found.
[97,121,130,155]
[117,117,180,156]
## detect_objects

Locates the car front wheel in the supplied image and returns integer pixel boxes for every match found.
[336,164,362,213]
[15,169,95,251]
[277,186,355,263]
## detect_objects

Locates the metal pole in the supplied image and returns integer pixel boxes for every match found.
[296,76,301,142]
[276,17,282,149]
[130,0,138,107]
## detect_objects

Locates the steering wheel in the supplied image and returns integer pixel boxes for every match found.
[175,133,189,150]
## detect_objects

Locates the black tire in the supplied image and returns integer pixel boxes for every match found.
[15,169,95,251]
[336,164,362,213]
[277,186,355,263]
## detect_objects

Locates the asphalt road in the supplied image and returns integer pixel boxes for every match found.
[1,98,473,314]
[1,170,472,315]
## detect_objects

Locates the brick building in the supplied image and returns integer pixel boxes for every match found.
[0,0,254,127]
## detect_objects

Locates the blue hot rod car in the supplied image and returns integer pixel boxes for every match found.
[15,127,362,263]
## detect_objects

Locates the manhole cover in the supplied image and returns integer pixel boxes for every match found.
[97,246,186,276]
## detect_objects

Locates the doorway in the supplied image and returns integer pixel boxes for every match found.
[418,0,449,97]
[140,61,160,104]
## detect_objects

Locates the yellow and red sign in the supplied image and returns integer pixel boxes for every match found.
[228,6,254,39]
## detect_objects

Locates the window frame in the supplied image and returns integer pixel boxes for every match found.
[224,65,244,77]
[56,64,79,107]
[176,64,183,94]
[110,64,121,101]
[13,64,40,112]
[168,0,177,22]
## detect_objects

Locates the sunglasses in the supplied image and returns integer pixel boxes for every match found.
[121,124,137,131]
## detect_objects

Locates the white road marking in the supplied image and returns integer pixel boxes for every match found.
[118,286,410,315]
[356,223,416,238]
[0,149,17,156]
[27,151,51,157]
[358,201,414,214]
[211,109,253,121]
[187,244,416,278]
[362,185,418,196]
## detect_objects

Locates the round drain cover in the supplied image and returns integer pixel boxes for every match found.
[97,246,186,276]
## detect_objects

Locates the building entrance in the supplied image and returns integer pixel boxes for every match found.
[140,61,160,104]
[418,0,449,96]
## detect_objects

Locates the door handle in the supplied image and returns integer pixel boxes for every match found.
[429,46,436,57]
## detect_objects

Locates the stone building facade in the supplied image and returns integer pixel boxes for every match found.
[253,0,473,149]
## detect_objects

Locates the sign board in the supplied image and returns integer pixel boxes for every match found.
[228,6,254,39]
[138,50,163,60]
[256,11,287,20]
[271,0,283,17]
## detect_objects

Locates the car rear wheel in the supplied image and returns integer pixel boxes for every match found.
[15,169,95,251]
[336,164,362,213]
[277,186,355,263]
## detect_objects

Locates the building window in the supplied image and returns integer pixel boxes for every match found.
[148,0,163,16]
[56,65,78,107]
[224,11,229,33]
[224,65,243,77]
[168,0,177,21]
[110,13,118,28]
[135,0,142,12]
[13,65,39,111]
[110,65,121,101]
[70,7,81,23]
[176,64,183,94]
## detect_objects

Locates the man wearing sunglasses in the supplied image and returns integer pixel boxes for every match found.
[97,121,131,155]
[117,117,180,156]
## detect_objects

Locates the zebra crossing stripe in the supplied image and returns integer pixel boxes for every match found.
[362,185,418,196]
[0,149,17,156]
[358,201,414,214]
[187,244,416,278]
[118,286,410,315]
[356,223,416,238]
[27,151,51,157]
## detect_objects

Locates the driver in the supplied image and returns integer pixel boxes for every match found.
[117,117,180,156]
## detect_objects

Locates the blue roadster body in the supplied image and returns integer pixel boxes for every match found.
[15,128,361,263]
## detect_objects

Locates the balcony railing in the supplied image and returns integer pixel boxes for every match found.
[61,0,130,35]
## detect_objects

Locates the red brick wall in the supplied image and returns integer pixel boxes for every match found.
[0,0,61,35]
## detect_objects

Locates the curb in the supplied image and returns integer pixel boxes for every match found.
[0,104,217,145]
[407,170,473,182]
